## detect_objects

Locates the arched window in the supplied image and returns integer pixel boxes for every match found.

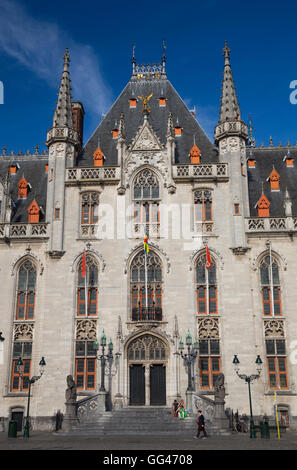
[194,190,212,222]
[196,253,217,314]
[128,335,167,361]
[16,260,36,320]
[77,256,98,316]
[133,169,160,233]
[81,192,99,225]
[260,256,282,316]
[130,251,162,321]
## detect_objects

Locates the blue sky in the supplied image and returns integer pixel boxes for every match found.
[0,0,297,152]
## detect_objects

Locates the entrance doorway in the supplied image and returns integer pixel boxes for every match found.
[127,334,168,406]
[130,365,145,405]
[150,364,166,405]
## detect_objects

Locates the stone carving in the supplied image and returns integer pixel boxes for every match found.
[14,323,34,341]
[198,318,220,339]
[65,375,77,404]
[214,373,225,400]
[264,319,285,338]
[193,395,215,421]
[76,319,97,341]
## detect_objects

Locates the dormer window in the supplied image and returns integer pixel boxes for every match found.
[159,98,166,107]
[18,177,28,199]
[112,129,119,139]
[269,168,280,191]
[248,159,256,168]
[175,126,182,137]
[190,144,201,164]
[10,165,17,175]
[93,147,104,167]
[286,158,294,167]
[27,199,40,223]
[257,193,270,217]
[130,98,137,108]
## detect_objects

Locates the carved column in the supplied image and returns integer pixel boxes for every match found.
[145,364,150,406]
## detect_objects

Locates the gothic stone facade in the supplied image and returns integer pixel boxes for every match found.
[0,45,297,430]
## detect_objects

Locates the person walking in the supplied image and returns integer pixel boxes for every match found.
[194,410,208,439]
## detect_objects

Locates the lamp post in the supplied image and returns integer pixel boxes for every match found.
[178,331,199,391]
[17,356,46,438]
[93,331,113,392]
[232,354,263,438]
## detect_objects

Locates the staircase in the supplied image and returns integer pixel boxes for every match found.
[59,406,201,436]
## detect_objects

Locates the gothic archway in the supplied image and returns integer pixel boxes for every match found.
[126,333,168,406]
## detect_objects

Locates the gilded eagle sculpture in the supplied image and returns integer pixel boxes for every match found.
[138,93,153,114]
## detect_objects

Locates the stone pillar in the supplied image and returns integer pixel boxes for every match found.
[145,364,150,406]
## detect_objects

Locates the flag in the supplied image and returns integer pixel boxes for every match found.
[206,245,211,269]
[82,249,86,278]
[144,229,149,254]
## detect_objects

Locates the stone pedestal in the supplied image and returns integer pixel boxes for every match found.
[96,391,108,414]
[62,402,79,432]
[214,398,229,430]
[186,390,194,414]
[113,393,124,409]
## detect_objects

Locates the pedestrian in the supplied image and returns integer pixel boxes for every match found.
[172,399,178,418]
[194,410,207,439]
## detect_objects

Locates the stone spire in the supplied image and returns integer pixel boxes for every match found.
[219,41,241,123]
[53,48,73,128]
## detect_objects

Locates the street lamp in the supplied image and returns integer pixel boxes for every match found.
[93,330,113,392]
[17,356,46,438]
[178,331,199,391]
[0,332,5,342]
[232,354,262,438]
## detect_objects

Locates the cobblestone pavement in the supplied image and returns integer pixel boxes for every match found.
[0,430,296,450]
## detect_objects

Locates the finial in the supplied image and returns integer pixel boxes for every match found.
[63,48,70,71]
[269,136,273,146]
[162,39,166,60]
[248,114,256,147]
[162,39,166,74]
[132,41,136,74]
[223,40,230,63]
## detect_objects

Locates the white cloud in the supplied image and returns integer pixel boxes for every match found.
[0,0,112,120]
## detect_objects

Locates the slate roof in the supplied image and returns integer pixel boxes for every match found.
[78,77,219,167]
[0,155,48,223]
[247,146,297,217]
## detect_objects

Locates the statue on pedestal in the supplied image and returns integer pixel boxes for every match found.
[214,373,225,401]
[65,375,77,404]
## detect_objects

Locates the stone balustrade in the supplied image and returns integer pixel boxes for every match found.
[0,223,48,239]
[66,166,120,183]
[246,217,297,233]
[173,163,228,180]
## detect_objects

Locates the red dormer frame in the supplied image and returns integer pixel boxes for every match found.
[18,177,28,199]
[257,193,270,217]
[27,199,40,223]
[93,147,104,167]
[269,168,280,191]
[190,144,201,164]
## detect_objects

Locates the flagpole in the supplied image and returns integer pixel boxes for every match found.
[84,250,88,316]
[206,266,209,315]
[269,242,274,316]
[145,251,148,309]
